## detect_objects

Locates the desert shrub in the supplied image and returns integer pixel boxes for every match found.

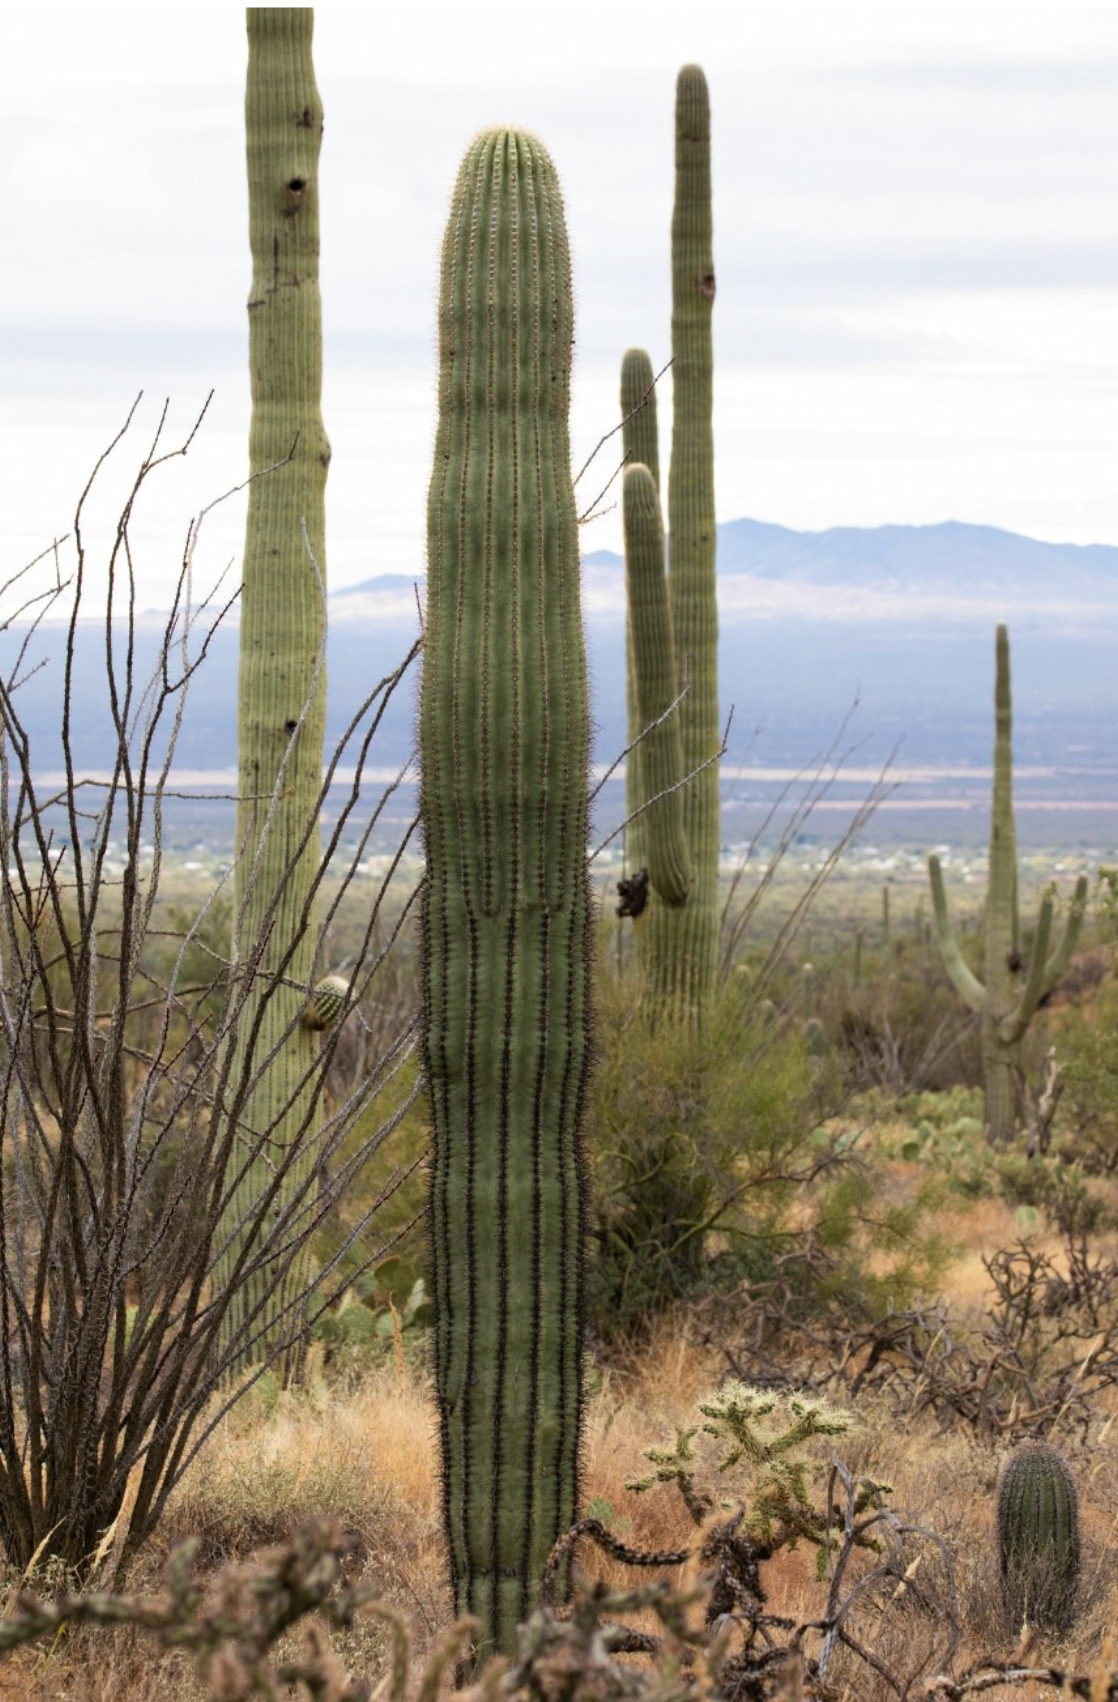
[1051,976,1118,1172]
[585,956,952,1349]
[836,937,983,1097]
[585,961,847,1340]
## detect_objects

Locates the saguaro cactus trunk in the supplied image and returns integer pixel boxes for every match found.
[928,626,1086,1143]
[216,8,329,1373]
[421,130,591,1664]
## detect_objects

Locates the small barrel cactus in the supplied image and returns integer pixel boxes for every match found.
[997,1441,1081,1634]
[302,974,349,1032]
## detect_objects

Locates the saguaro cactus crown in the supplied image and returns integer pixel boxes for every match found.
[421,128,592,1664]
[216,7,329,1372]
[928,625,1087,1143]
[620,66,719,1017]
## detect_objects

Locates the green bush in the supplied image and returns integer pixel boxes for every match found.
[585,957,950,1342]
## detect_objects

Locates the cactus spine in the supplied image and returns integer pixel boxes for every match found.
[928,626,1086,1144]
[216,9,329,1375]
[621,67,719,1017]
[998,1442,1081,1633]
[422,130,591,1664]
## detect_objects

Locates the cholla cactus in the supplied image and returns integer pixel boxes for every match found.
[629,1381,852,1552]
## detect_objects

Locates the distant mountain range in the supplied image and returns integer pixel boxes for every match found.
[6,517,1117,802]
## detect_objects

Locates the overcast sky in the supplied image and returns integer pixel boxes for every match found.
[3,2,1116,612]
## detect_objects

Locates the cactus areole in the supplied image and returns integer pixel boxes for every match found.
[421,130,591,1664]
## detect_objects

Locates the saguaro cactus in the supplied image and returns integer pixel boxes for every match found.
[998,1442,1081,1633]
[620,66,719,1017]
[422,129,591,1664]
[216,8,329,1372]
[928,626,1086,1144]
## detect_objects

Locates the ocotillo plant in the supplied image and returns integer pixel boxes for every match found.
[215,8,330,1374]
[998,1442,1081,1634]
[422,129,591,1665]
[619,66,719,1018]
[928,627,1086,1144]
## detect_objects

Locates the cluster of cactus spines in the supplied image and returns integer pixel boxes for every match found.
[216,8,330,1375]
[421,128,591,1665]
[997,1442,1081,1634]
[619,67,719,1017]
[622,464,692,907]
[928,626,1087,1143]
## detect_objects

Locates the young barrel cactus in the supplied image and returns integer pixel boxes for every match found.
[997,1441,1081,1634]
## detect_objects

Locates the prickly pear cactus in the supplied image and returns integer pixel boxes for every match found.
[421,128,591,1666]
[997,1441,1081,1634]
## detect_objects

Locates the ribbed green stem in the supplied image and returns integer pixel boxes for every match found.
[653,64,719,1016]
[928,626,1087,1144]
[622,465,691,907]
[998,1442,1080,1632]
[216,8,328,1376]
[422,129,590,1666]
[620,348,661,878]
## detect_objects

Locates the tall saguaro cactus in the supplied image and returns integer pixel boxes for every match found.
[621,66,719,1017]
[216,8,329,1371]
[421,130,592,1663]
[928,626,1086,1143]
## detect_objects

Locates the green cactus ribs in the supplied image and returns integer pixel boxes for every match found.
[998,1441,1081,1633]
[422,128,591,1666]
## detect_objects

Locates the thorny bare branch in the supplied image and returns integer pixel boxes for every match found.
[0,407,424,1578]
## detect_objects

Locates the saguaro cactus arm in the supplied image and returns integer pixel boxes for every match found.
[422,128,590,1667]
[620,347,662,490]
[620,347,661,878]
[623,464,691,907]
[927,854,985,1014]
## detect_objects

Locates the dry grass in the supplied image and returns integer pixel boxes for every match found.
[6,1160,1118,1700]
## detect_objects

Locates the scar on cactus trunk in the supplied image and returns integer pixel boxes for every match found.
[421,129,591,1667]
[928,625,1087,1144]
[215,8,329,1379]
